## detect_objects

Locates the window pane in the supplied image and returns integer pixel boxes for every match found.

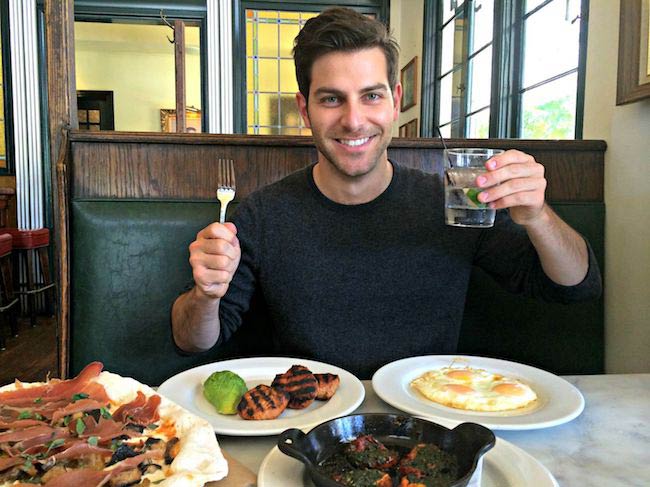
[522,0,580,88]
[439,69,463,126]
[257,21,278,57]
[526,0,548,13]
[441,0,465,24]
[257,93,276,126]
[471,0,493,54]
[441,12,465,75]
[279,22,300,58]
[439,118,461,138]
[258,58,278,92]
[467,107,489,138]
[468,45,492,112]
[279,59,298,94]
[521,72,577,139]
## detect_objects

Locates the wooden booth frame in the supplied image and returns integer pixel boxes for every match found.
[399,118,418,138]
[617,0,650,105]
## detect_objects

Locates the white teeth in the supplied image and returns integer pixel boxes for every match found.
[339,137,370,147]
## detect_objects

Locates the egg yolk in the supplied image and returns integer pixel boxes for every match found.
[445,369,475,381]
[492,383,525,396]
[443,384,475,395]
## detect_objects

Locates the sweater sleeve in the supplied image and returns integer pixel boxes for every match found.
[472,209,602,303]
[216,195,262,344]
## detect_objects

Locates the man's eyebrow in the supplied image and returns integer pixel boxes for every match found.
[313,84,390,96]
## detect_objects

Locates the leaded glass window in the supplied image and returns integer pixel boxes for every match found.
[245,9,317,135]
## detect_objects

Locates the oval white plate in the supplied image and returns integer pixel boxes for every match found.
[258,437,558,487]
[371,355,584,430]
[158,357,365,436]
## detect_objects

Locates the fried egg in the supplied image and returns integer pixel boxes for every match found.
[410,366,538,412]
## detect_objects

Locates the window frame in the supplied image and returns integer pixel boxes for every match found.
[0,0,14,175]
[232,0,389,134]
[422,0,589,139]
[69,0,209,132]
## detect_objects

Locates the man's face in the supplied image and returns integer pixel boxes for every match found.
[296,48,402,179]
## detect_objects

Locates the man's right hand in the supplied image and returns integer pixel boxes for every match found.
[189,222,241,299]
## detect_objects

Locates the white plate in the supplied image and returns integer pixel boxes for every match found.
[371,355,584,430]
[258,437,558,487]
[157,357,365,436]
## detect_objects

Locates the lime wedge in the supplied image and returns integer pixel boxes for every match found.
[463,188,485,208]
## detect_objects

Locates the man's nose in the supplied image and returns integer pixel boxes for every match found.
[340,102,364,131]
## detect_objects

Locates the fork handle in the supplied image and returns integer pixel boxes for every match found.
[219,202,228,224]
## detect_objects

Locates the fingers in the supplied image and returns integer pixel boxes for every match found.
[475,149,546,213]
[190,222,242,298]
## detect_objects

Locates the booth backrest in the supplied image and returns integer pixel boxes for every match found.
[60,133,606,384]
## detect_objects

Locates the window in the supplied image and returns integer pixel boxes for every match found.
[0,0,12,173]
[234,1,388,134]
[423,0,587,139]
[245,9,317,135]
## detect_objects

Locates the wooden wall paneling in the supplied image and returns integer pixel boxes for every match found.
[46,0,77,379]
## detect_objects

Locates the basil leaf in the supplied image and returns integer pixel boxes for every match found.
[18,410,32,420]
[72,393,89,402]
[88,436,99,447]
[46,438,65,454]
[100,407,112,419]
[63,415,71,426]
[75,418,86,436]
[33,397,43,404]
[34,413,44,421]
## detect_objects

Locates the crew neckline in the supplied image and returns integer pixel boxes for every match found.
[306,160,400,211]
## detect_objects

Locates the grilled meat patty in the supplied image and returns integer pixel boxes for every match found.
[237,385,289,420]
[271,365,318,409]
[314,373,340,400]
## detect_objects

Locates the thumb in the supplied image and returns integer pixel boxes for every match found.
[223,222,238,235]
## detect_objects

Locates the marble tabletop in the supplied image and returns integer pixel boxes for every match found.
[218,374,650,487]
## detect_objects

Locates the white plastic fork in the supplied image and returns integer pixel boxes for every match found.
[217,159,236,223]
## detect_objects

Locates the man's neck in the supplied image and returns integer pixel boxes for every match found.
[313,158,393,205]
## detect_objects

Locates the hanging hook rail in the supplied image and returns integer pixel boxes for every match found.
[160,9,175,44]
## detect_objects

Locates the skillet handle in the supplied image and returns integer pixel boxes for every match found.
[278,428,313,466]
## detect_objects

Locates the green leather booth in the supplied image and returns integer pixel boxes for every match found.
[70,199,604,385]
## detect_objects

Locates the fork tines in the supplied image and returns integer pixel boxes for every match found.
[218,158,236,189]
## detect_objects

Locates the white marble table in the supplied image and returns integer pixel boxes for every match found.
[218,374,650,487]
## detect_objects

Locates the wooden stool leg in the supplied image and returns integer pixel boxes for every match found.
[0,255,17,337]
[37,247,53,316]
[26,249,37,327]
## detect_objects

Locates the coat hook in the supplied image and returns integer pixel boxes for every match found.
[160,9,175,44]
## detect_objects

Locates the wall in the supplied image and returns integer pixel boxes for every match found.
[75,23,201,132]
[582,0,650,373]
[392,0,424,137]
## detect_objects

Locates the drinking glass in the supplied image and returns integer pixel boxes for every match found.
[444,148,504,228]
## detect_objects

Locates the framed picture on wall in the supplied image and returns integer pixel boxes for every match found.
[400,56,418,112]
[399,118,418,138]
[616,0,650,105]
[160,107,202,133]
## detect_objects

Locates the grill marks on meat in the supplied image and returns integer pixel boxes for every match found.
[235,364,341,420]
[237,385,289,420]
[315,373,340,400]
[271,365,318,409]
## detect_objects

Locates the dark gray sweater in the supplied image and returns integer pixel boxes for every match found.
[218,163,601,378]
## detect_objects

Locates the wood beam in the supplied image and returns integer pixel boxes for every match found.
[174,20,186,132]
[45,0,77,379]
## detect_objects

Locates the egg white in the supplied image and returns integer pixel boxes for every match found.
[410,367,538,412]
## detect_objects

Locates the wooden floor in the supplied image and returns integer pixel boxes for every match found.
[0,315,58,385]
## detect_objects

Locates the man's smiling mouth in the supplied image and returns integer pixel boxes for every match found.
[337,136,374,147]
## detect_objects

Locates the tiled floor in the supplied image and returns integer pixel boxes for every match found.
[0,315,58,385]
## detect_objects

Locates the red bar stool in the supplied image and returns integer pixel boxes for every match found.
[0,233,19,350]
[1,228,55,328]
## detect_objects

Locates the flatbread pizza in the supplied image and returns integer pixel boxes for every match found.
[0,362,227,486]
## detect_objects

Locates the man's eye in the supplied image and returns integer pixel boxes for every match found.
[322,96,339,104]
[366,93,381,101]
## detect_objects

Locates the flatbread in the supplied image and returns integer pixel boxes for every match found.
[0,363,228,486]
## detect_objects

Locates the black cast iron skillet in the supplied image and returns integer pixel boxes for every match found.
[278,413,495,487]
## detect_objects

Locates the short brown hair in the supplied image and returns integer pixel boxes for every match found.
[293,7,400,102]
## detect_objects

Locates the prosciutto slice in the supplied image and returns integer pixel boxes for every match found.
[50,398,108,423]
[41,468,111,487]
[112,392,161,425]
[0,362,104,407]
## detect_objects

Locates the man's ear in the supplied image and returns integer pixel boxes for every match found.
[296,92,311,128]
[392,83,403,121]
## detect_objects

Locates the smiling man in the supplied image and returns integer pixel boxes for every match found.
[171,7,601,379]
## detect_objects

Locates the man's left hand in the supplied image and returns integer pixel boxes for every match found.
[475,149,547,226]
